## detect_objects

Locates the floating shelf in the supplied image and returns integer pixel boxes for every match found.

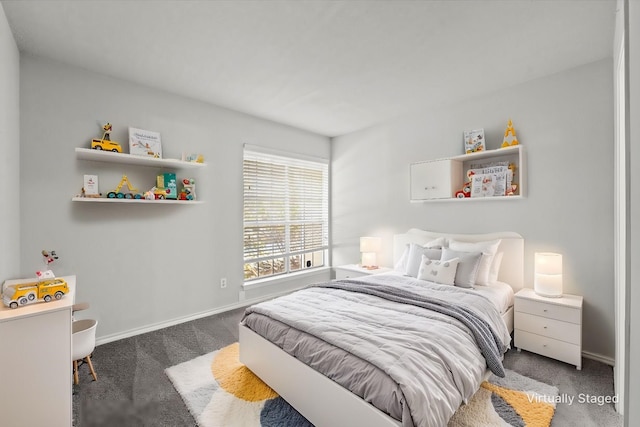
[75,148,206,169]
[71,197,203,204]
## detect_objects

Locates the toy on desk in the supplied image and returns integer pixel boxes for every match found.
[42,250,58,266]
[107,175,143,199]
[91,122,123,153]
[2,270,69,309]
[178,178,196,200]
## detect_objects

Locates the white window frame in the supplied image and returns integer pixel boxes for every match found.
[242,144,329,284]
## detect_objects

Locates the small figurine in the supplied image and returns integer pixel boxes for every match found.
[91,122,123,153]
[501,119,519,148]
[42,250,58,266]
[102,122,113,141]
[143,187,156,200]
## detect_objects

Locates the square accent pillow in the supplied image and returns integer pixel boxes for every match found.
[448,239,501,285]
[405,243,442,278]
[417,255,459,285]
[441,248,482,288]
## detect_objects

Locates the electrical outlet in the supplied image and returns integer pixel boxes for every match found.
[220,277,227,288]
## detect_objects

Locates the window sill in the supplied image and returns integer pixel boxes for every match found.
[242,266,331,290]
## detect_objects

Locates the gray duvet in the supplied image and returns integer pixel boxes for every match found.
[241,273,511,427]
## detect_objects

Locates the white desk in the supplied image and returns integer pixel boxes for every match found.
[0,275,76,426]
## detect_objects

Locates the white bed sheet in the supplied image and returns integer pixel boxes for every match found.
[381,271,514,314]
[474,281,514,314]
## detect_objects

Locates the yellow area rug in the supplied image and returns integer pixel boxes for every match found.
[166,343,558,427]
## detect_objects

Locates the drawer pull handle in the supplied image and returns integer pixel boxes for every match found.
[543,309,548,312]
[543,326,547,329]
[543,344,547,347]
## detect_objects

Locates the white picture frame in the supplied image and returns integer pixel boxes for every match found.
[463,128,486,154]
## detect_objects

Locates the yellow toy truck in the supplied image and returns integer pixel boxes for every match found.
[91,122,123,153]
[2,277,69,309]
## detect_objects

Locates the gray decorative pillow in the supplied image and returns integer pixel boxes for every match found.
[405,243,442,278]
[417,255,459,285]
[441,248,482,288]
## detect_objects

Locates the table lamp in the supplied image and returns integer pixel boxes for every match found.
[360,237,382,270]
[534,252,563,298]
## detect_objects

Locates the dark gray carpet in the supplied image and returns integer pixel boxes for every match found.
[72,308,622,426]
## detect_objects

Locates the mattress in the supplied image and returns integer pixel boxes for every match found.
[241,274,510,427]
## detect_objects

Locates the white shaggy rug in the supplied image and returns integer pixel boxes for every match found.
[166,343,558,427]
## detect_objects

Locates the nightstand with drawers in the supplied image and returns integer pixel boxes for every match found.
[333,264,392,280]
[514,288,583,370]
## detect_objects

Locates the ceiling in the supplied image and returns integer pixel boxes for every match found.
[2,0,616,137]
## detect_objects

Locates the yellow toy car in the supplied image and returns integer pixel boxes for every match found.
[2,278,69,309]
[91,138,123,153]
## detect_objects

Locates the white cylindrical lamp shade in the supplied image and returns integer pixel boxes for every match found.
[534,252,563,298]
[360,237,382,269]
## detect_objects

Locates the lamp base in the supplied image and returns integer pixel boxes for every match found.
[534,290,563,298]
[361,265,379,270]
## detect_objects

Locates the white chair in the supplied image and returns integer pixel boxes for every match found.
[72,319,98,385]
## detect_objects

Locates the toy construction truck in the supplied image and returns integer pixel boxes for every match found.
[2,273,69,309]
[107,175,143,199]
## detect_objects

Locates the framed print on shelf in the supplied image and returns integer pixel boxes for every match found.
[464,128,485,154]
[129,127,162,158]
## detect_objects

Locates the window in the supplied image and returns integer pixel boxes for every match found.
[243,146,329,281]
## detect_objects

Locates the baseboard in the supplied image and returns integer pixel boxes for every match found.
[94,289,299,347]
[582,350,615,366]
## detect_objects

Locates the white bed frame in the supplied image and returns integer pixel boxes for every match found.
[239,229,523,427]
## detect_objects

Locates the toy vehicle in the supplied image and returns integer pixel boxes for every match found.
[178,178,196,200]
[153,187,170,199]
[91,139,123,153]
[107,175,143,199]
[155,173,177,200]
[2,278,69,309]
[455,181,471,198]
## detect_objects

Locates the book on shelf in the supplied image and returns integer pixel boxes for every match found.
[129,127,162,158]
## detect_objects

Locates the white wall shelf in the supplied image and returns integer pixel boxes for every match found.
[74,147,205,204]
[410,145,525,202]
[75,147,206,169]
[71,197,202,204]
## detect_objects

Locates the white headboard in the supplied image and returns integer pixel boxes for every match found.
[393,229,524,291]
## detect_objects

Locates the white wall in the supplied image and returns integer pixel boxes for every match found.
[0,4,20,280]
[331,60,615,360]
[19,54,330,341]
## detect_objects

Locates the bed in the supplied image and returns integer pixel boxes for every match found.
[239,229,523,427]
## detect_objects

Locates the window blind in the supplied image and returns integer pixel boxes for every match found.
[243,148,328,281]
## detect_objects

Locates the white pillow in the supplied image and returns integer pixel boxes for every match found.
[441,248,482,288]
[488,252,504,283]
[417,255,459,286]
[423,237,446,249]
[394,238,445,274]
[394,244,410,272]
[405,243,442,278]
[448,239,501,285]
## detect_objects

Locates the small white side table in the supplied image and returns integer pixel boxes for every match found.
[334,264,392,280]
[514,287,583,370]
